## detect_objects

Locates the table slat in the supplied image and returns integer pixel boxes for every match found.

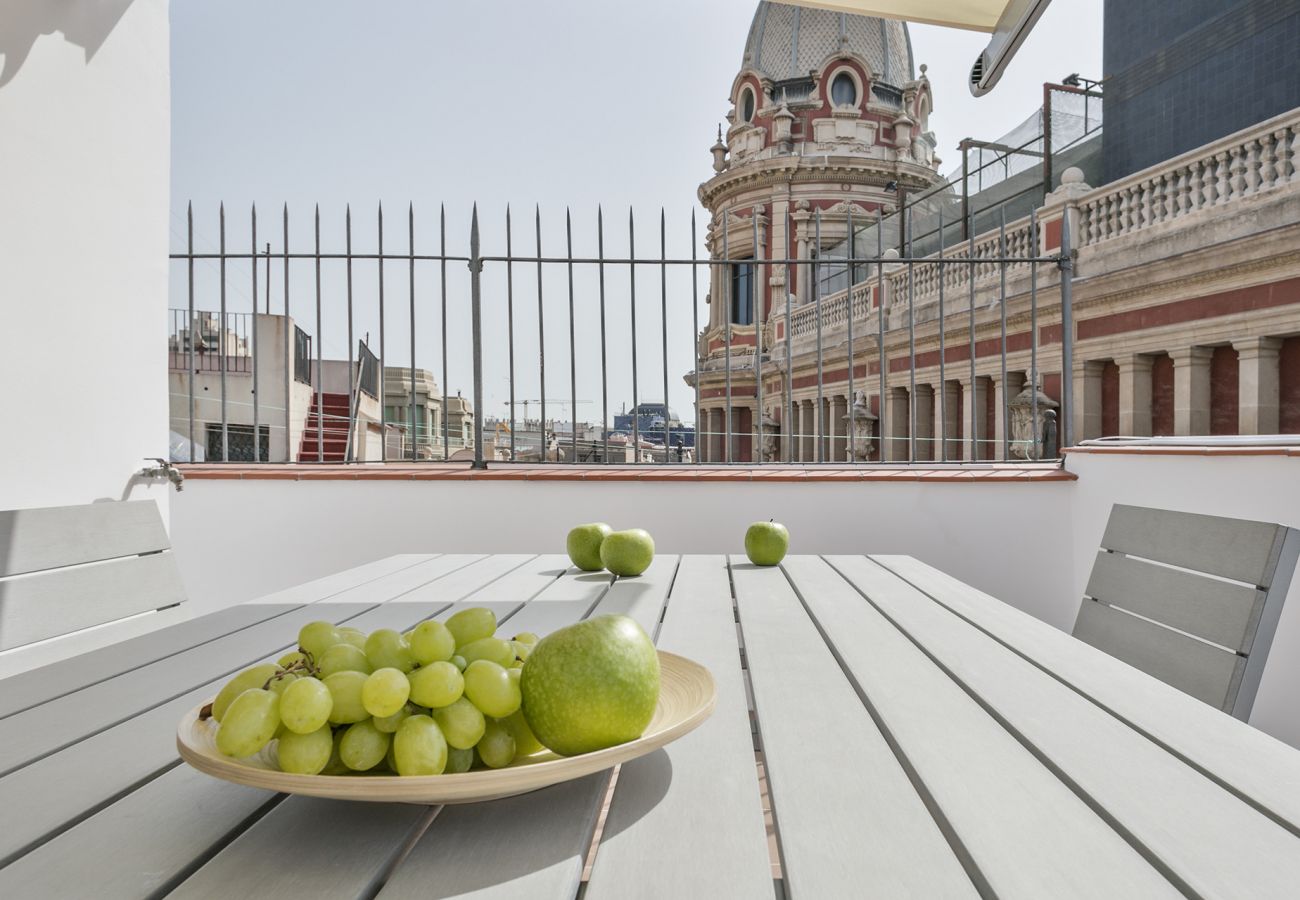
[584,555,773,900]
[0,765,279,900]
[785,556,1180,899]
[831,555,1300,899]
[0,604,373,868]
[156,556,565,897]
[0,604,287,719]
[0,555,490,869]
[167,797,430,900]
[729,557,979,899]
[246,554,438,605]
[0,556,476,776]
[874,554,1300,835]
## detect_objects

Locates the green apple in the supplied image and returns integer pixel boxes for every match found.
[599,528,655,577]
[567,522,613,571]
[521,614,660,756]
[745,520,789,566]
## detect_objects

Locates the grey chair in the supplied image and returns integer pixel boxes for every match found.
[0,500,186,652]
[1074,503,1300,720]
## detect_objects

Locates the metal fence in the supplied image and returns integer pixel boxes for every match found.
[168,310,252,373]
[170,200,1074,467]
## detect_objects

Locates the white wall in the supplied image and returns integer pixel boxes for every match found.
[1067,452,1300,749]
[170,475,1077,630]
[0,0,172,515]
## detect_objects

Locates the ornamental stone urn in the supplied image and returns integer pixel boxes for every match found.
[1008,376,1060,460]
[844,390,878,461]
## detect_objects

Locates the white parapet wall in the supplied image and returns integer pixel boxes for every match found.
[0,0,172,514]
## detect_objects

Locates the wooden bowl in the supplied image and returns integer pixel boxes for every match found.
[176,650,715,804]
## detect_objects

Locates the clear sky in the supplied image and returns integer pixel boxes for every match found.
[170,0,1102,429]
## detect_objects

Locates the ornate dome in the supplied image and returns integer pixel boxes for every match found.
[742,1,914,87]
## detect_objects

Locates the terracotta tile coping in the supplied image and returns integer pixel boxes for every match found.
[1064,445,1300,458]
[178,463,1076,483]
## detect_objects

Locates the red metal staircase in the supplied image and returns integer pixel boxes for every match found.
[298,392,351,462]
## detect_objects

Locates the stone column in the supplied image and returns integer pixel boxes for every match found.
[800,399,816,463]
[1073,360,1105,442]
[830,395,848,462]
[1170,346,1213,436]
[993,372,1026,460]
[1233,337,1282,435]
[888,386,910,462]
[1116,354,1154,436]
[961,378,988,461]
[941,381,962,461]
[913,384,935,461]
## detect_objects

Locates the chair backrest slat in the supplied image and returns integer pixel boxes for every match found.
[1075,504,1300,720]
[1084,551,1264,652]
[1100,504,1288,587]
[1073,597,1247,710]
[0,500,184,651]
[0,502,171,578]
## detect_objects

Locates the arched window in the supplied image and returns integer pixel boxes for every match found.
[740,87,755,123]
[831,71,857,107]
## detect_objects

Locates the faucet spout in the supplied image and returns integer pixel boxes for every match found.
[141,458,185,492]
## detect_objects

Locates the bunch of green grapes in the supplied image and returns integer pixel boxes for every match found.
[207,608,544,776]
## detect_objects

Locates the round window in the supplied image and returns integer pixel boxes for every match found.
[831,72,857,107]
[741,88,755,122]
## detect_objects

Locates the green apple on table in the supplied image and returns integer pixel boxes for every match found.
[745,520,789,566]
[600,528,655,576]
[566,522,613,571]
[520,614,660,756]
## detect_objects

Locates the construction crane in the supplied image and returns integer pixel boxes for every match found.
[503,399,591,425]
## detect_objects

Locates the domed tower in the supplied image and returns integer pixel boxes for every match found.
[691,1,941,463]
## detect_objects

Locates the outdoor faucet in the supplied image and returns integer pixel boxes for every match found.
[141,458,185,492]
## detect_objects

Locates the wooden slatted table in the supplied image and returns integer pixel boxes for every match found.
[3,553,1300,899]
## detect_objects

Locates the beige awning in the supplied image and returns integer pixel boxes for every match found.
[782,1,1010,33]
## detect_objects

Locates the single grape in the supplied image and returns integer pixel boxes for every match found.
[477,719,517,769]
[321,729,349,775]
[513,632,540,645]
[446,607,497,647]
[298,620,341,659]
[373,703,414,733]
[278,650,308,668]
[362,667,411,718]
[336,626,367,650]
[463,660,521,718]
[340,719,390,771]
[431,696,486,749]
[502,708,543,756]
[510,640,532,663]
[408,661,464,708]
[277,724,334,774]
[212,663,279,722]
[444,745,474,774]
[323,670,370,724]
[393,715,449,776]
[216,689,280,758]
[409,620,456,665]
[365,629,416,673]
[317,643,373,677]
[458,637,515,668]
[279,676,333,734]
[267,673,298,696]
[451,655,468,672]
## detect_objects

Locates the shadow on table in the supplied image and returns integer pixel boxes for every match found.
[399,750,673,896]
